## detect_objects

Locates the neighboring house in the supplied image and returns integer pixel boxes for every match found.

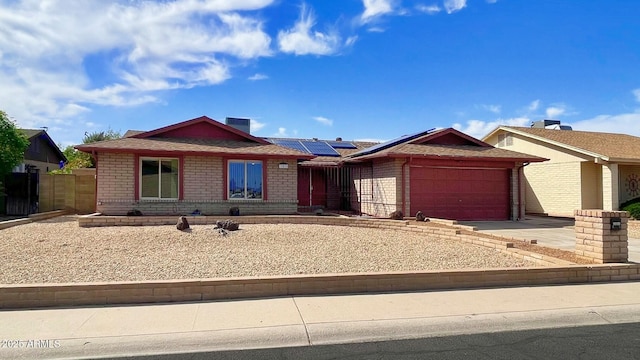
[483,123,640,217]
[14,129,67,174]
[77,116,545,220]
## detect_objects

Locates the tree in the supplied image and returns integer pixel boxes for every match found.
[0,110,30,180]
[54,128,121,173]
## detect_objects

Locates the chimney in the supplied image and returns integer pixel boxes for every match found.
[225,117,251,134]
[335,137,342,141]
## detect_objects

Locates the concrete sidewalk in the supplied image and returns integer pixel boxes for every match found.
[2,282,640,359]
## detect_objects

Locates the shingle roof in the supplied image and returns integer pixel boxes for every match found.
[500,127,640,161]
[392,144,546,160]
[76,137,314,159]
[344,128,546,163]
[20,129,43,139]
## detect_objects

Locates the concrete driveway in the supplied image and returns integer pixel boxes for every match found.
[461,216,640,263]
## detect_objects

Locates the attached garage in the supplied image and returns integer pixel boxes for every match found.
[410,165,510,220]
[344,128,546,221]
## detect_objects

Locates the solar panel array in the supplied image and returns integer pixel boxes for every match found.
[269,138,348,157]
[348,128,436,158]
[301,140,340,156]
[326,140,357,149]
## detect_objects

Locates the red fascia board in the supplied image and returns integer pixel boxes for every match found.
[132,116,270,145]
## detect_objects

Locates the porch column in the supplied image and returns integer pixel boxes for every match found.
[602,163,620,211]
[511,167,520,221]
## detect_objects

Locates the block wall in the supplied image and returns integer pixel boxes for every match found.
[575,209,629,263]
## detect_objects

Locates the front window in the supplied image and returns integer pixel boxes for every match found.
[228,160,262,200]
[141,158,179,199]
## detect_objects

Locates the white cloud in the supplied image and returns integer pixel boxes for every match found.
[481,104,501,114]
[367,27,387,33]
[545,106,566,119]
[0,0,274,135]
[248,73,269,81]
[443,0,467,14]
[361,0,395,23]
[345,36,359,47]
[567,113,640,136]
[277,4,341,56]
[415,4,442,14]
[528,99,541,112]
[250,119,266,132]
[274,127,288,137]
[633,88,640,102]
[313,116,333,126]
[453,117,531,139]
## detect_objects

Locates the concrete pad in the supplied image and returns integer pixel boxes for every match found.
[461,216,640,262]
[192,297,304,331]
[294,282,640,324]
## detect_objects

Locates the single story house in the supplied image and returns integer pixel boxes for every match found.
[76,116,545,220]
[483,123,640,217]
[15,129,66,174]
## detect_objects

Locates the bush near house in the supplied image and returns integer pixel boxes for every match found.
[621,197,640,220]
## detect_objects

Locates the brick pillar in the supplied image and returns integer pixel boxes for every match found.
[574,210,629,263]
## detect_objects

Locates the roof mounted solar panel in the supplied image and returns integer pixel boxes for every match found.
[326,140,357,149]
[301,140,341,156]
[348,128,436,158]
[272,139,311,154]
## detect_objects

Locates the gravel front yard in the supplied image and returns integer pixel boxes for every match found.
[1,216,537,284]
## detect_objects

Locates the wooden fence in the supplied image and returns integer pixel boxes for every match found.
[39,173,96,214]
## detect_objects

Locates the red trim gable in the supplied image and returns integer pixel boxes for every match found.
[411,128,492,147]
[133,116,270,144]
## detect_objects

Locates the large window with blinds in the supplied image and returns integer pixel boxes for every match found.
[140,158,179,200]
[228,160,263,200]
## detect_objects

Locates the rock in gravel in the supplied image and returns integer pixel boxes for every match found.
[177,216,190,231]
[215,219,239,231]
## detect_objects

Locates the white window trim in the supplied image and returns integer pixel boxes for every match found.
[140,157,180,201]
[228,159,263,201]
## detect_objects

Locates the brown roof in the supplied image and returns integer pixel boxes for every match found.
[391,144,547,161]
[501,127,640,161]
[345,128,545,163]
[76,137,314,159]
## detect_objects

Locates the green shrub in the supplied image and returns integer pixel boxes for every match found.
[622,203,640,220]
[620,197,640,210]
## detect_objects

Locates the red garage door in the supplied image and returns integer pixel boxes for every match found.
[410,167,510,220]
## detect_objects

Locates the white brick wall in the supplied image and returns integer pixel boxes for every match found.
[97,153,134,201]
[183,156,222,200]
[266,159,297,201]
[96,154,298,215]
[353,159,403,217]
[524,161,581,216]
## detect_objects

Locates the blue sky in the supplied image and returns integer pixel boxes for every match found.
[2,0,640,147]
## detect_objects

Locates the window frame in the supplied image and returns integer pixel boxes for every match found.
[139,156,180,201]
[227,159,263,201]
